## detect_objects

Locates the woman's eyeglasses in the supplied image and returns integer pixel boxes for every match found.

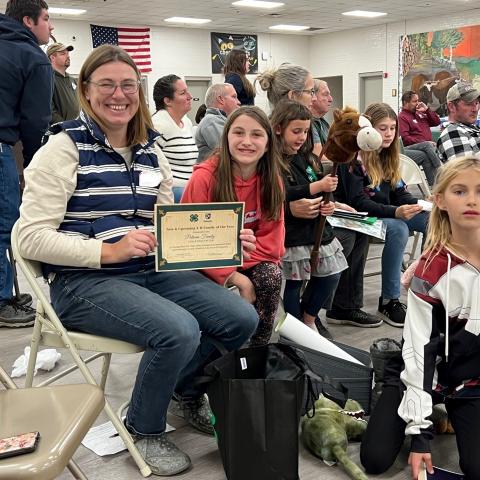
[86,80,141,95]
[299,88,316,97]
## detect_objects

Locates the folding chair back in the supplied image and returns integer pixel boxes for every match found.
[10,222,152,477]
[0,365,104,480]
[399,154,432,198]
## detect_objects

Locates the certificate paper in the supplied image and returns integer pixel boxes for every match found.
[154,202,244,272]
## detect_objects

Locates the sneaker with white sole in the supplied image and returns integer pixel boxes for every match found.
[135,434,191,476]
[377,297,406,327]
[0,301,35,328]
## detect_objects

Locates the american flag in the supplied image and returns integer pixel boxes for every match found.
[90,24,152,73]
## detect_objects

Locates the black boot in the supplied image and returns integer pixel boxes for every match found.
[369,338,402,410]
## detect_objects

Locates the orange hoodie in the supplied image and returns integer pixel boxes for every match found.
[181,156,285,285]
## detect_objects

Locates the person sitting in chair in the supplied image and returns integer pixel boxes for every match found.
[398,90,442,186]
[17,45,258,477]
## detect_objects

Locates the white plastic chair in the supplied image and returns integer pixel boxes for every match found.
[10,222,152,478]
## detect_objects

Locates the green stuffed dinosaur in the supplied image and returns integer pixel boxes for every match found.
[301,395,369,480]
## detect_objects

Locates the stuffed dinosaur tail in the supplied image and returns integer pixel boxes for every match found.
[332,444,369,480]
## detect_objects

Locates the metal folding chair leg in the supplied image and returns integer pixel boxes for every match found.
[66,460,88,480]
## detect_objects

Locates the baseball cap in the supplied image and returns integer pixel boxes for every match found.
[446,82,480,103]
[46,43,74,57]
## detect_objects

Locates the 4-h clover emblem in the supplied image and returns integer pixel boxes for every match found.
[190,214,199,222]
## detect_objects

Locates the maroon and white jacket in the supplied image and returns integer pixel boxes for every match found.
[399,246,480,453]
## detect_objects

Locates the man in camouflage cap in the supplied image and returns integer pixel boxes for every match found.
[437,82,480,162]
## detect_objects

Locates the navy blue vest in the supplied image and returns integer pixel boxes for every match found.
[43,112,164,276]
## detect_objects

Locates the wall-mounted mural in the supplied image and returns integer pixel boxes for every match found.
[401,26,480,115]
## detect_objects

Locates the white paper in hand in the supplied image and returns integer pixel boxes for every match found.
[418,199,433,212]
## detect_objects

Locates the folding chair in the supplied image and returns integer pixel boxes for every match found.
[399,153,432,198]
[0,364,104,479]
[10,222,152,477]
[399,154,431,265]
[364,155,431,277]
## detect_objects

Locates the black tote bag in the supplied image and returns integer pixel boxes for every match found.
[202,343,346,480]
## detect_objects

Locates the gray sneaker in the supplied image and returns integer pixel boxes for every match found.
[0,301,35,328]
[135,434,191,476]
[168,394,214,435]
[13,293,33,307]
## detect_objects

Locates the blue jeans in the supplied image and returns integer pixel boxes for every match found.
[50,269,258,437]
[0,144,20,305]
[381,212,428,299]
[172,186,184,203]
[404,142,442,186]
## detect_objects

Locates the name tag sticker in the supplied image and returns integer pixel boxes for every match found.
[139,171,161,187]
[240,357,247,370]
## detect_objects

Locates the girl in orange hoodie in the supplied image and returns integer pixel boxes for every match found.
[181,106,285,345]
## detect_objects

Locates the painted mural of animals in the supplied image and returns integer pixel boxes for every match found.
[409,71,460,115]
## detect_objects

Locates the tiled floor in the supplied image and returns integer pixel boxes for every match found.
[0,242,460,479]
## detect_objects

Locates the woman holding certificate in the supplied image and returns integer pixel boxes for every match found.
[181,106,285,346]
[16,45,258,476]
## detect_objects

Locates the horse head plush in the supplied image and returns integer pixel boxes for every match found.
[301,395,369,480]
[310,107,382,268]
[321,106,382,165]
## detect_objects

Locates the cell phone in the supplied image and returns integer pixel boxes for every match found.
[0,431,40,459]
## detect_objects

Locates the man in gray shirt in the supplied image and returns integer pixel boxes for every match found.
[195,83,240,162]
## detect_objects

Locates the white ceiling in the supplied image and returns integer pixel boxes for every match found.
[1,0,478,35]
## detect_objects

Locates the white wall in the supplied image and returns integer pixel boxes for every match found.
[50,10,480,115]
[50,19,310,112]
[309,8,480,111]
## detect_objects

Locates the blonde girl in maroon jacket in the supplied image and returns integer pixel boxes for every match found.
[182,106,285,345]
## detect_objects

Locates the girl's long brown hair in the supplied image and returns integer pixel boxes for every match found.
[212,106,284,221]
[361,103,401,188]
[270,100,318,177]
[223,50,256,100]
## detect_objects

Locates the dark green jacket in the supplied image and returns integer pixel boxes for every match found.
[51,70,79,124]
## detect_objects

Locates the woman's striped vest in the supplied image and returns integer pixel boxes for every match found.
[43,113,164,275]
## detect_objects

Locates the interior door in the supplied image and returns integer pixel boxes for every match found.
[185,79,211,125]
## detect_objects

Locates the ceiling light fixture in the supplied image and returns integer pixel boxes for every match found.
[48,7,86,15]
[232,0,284,9]
[342,10,387,18]
[164,17,211,24]
[269,24,309,31]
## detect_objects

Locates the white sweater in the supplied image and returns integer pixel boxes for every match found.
[153,109,198,188]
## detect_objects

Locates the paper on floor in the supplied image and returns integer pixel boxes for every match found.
[82,418,175,456]
[11,346,61,378]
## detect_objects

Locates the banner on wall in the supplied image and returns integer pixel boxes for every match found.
[210,32,258,74]
[91,24,152,73]
[400,25,480,116]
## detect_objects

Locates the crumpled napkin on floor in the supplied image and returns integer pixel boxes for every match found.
[11,346,61,378]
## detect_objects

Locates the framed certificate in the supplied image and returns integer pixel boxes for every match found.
[154,202,244,272]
